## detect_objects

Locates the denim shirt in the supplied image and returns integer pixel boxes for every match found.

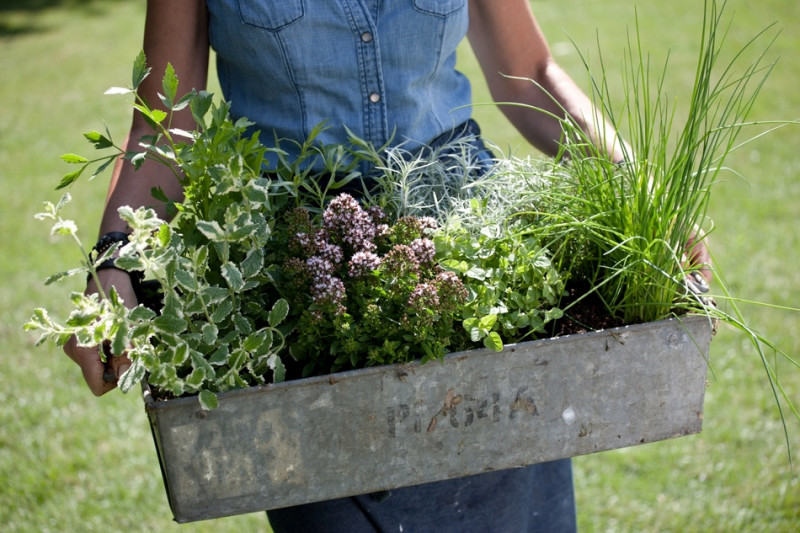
[206,0,473,169]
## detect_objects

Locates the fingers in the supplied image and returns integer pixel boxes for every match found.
[63,336,117,397]
[108,351,132,382]
[685,229,712,285]
[66,268,139,396]
[63,337,133,396]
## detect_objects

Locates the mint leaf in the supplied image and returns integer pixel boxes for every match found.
[268,353,286,383]
[202,322,219,345]
[171,343,190,366]
[117,358,146,393]
[210,299,233,323]
[196,220,226,241]
[268,299,289,327]
[45,268,84,285]
[198,390,219,410]
[153,314,188,334]
[221,262,244,292]
[240,248,264,278]
[483,331,504,352]
[174,269,199,292]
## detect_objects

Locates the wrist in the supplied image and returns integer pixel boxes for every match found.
[85,265,134,292]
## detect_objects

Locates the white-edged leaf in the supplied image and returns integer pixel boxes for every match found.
[198,390,219,410]
[105,86,133,95]
[45,268,85,285]
[240,248,264,278]
[185,368,205,388]
[174,268,199,292]
[153,314,188,334]
[117,358,146,393]
[202,322,219,345]
[210,299,233,322]
[221,262,244,292]
[202,286,230,305]
[168,128,194,139]
[171,342,190,366]
[268,299,289,327]
[268,353,286,383]
[196,220,226,241]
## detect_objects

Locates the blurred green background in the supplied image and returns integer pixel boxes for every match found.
[1,1,798,531]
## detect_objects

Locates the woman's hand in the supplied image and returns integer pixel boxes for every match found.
[63,268,138,396]
[685,228,712,289]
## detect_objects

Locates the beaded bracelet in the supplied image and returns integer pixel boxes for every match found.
[86,232,144,287]
[91,231,130,261]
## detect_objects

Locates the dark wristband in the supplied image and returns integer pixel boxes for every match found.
[87,232,144,289]
[91,231,130,261]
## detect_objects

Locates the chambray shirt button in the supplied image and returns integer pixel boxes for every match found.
[369,92,381,103]
[361,31,373,43]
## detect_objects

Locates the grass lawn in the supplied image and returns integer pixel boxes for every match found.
[1,1,798,531]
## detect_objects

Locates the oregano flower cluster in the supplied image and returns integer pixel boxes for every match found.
[277,193,467,376]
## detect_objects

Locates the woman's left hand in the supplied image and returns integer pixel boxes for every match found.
[685,229,712,286]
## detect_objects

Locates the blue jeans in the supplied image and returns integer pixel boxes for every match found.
[267,459,576,533]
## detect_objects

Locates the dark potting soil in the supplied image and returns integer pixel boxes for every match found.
[547,282,625,337]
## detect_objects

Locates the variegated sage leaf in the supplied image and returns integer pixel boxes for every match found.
[221,261,245,292]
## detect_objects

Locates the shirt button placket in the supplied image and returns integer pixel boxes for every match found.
[363,31,380,105]
[342,0,386,146]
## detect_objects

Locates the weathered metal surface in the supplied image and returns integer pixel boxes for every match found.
[144,315,712,523]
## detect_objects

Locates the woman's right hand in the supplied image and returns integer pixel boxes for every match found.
[63,268,139,396]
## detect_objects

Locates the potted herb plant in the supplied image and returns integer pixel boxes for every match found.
[25,0,795,523]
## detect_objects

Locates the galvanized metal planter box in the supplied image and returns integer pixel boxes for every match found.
[144,315,713,523]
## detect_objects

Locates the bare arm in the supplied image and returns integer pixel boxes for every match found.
[468,1,711,282]
[65,0,210,396]
[101,0,210,234]
[467,0,625,161]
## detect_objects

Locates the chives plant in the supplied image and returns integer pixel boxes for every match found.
[529,0,779,325]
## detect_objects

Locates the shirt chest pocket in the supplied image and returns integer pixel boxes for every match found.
[238,0,305,31]
[413,0,465,17]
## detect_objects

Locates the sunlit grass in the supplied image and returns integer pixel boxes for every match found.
[2,1,799,532]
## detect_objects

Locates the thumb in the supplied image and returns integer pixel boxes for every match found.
[110,353,133,381]
[117,362,131,380]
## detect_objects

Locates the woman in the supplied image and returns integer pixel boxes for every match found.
[66,1,632,530]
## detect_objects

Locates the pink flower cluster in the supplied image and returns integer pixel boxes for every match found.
[430,270,468,311]
[323,193,379,254]
[348,251,382,278]
[280,193,473,370]
[383,244,421,279]
[282,193,466,330]
[410,237,436,265]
